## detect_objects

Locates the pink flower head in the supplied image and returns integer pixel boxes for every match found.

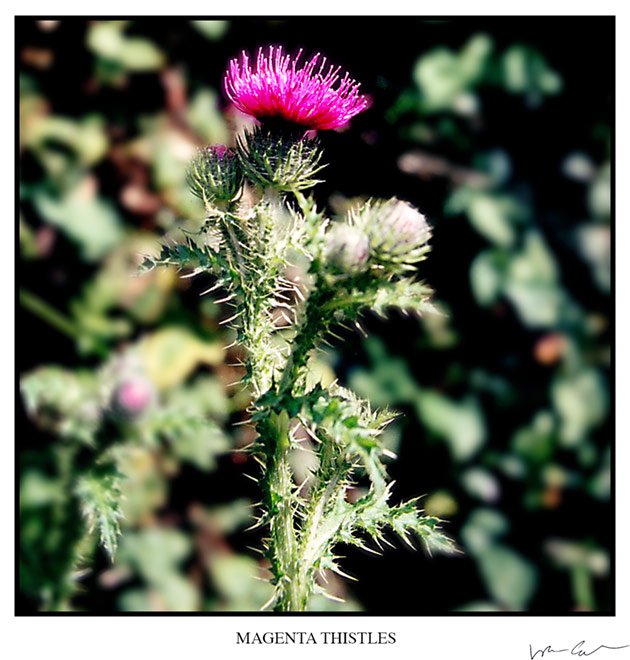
[115,378,154,415]
[224,45,370,131]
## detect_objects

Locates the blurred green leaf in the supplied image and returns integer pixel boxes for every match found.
[190,20,229,41]
[87,21,165,72]
[415,391,486,462]
[511,411,555,464]
[588,448,611,501]
[462,508,537,609]
[138,327,223,390]
[209,555,273,611]
[545,538,609,576]
[551,369,608,447]
[186,88,230,144]
[502,45,563,98]
[413,34,493,113]
[349,337,420,407]
[470,249,504,306]
[575,225,610,293]
[117,528,199,610]
[21,367,101,446]
[455,601,503,612]
[24,115,109,168]
[504,232,565,328]
[588,163,611,219]
[33,186,124,262]
[461,508,509,553]
[461,467,500,502]
[116,448,168,524]
[166,417,229,470]
[20,471,65,509]
[203,500,254,535]
[468,194,523,247]
[478,544,537,609]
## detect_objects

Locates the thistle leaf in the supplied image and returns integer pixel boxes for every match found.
[75,465,125,559]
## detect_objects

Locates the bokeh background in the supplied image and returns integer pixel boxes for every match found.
[18,17,613,614]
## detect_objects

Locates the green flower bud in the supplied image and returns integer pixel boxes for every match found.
[326,223,370,275]
[187,145,244,203]
[362,198,431,267]
[236,124,325,192]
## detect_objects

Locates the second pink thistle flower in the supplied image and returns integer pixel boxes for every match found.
[224,45,370,131]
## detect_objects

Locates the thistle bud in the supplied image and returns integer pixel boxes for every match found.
[187,145,244,203]
[112,377,155,418]
[236,125,325,192]
[325,224,370,275]
[364,199,431,266]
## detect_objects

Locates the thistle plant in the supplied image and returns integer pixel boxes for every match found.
[143,45,455,612]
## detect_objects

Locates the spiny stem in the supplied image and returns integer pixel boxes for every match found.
[277,287,331,397]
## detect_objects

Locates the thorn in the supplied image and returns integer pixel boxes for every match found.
[244,517,268,532]
[317,589,346,604]
[381,536,396,549]
[330,564,358,582]
[199,281,224,295]
[214,294,235,304]
[180,269,202,279]
[361,544,383,556]
[354,321,368,339]
[259,593,277,612]
[232,419,253,427]
[400,533,416,549]
[220,311,242,325]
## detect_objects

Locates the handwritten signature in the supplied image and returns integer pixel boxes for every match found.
[530,642,629,659]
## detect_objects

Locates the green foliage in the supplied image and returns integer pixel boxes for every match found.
[392,32,562,121]
[116,528,198,611]
[19,343,235,608]
[21,367,102,446]
[462,509,537,610]
[190,20,229,41]
[32,185,124,262]
[87,21,165,75]
[20,449,86,610]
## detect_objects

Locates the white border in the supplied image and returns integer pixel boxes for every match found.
[5,4,627,659]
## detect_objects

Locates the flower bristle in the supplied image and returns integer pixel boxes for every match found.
[224,45,370,131]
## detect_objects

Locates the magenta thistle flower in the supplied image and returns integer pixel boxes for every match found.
[224,45,370,131]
